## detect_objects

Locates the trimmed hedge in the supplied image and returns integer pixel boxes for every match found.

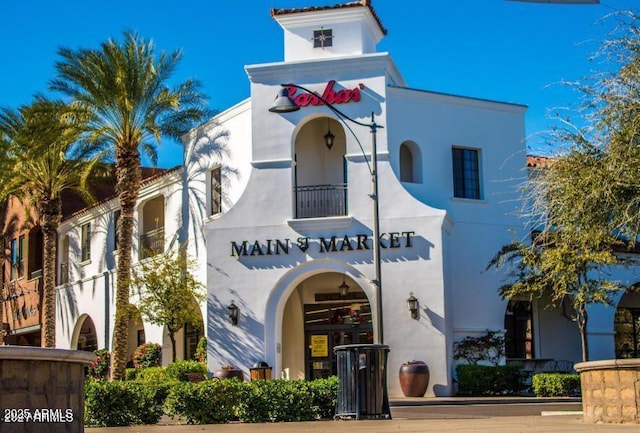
[240,379,316,423]
[165,377,338,424]
[86,375,339,426]
[308,375,339,419]
[84,380,169,427]
[456,364,526,396]
[166,360,207,382]
[125,366,169,382]
[164,379,244,424]
[532,373,581,397]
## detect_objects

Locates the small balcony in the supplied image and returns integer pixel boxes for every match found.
[295,184,347,219]
[139,227,165,260]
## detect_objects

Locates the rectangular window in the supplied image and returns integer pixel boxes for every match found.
[81,223,91,262]
[18,235,25,278]
[10,238,17,280]
[210,167,222,216]
[452,147,480,199]
[113,210,121,251]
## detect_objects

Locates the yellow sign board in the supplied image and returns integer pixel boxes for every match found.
[310,335,329,357]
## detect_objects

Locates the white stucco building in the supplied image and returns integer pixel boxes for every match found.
[47,1,640,398]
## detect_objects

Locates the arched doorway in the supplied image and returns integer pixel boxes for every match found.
[504,300,534,360]
[72,315,98,352]
[281,271,373,380]
[162,295,204,363]
[127,306,145,363]
[614,291,640,359]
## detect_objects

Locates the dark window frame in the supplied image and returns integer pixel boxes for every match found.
[81,223,91,262]
[452,147,481,199]
[210,166,222,216]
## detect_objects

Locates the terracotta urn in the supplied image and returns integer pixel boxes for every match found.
[399,361,429,397]
[213,367,245,381]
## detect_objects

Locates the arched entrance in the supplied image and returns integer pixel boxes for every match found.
[72,314,98,352]
[127,306,145,363]
[281,270,373,380]
[162,295,204,363]
[614,290,640,359]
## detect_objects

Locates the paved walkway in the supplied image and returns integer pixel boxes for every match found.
[87,415,639,433]
[87,398,637,433]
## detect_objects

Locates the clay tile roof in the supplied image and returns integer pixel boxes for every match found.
[271,1,387,35]
[61,166,178,220]
[526,155,552,168]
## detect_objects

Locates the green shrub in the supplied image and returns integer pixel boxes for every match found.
[456,364,526,396]
[195,336,207,363]
[532,373,581,397]
[239,379,316,423]
[307,376,338,419]
[87,349,110,380]
[137,366,170,383]
[125,368,139,381]
[133,343,162,368]
[165,379,244,424]
[453,331,505,366]
[166,360,207,382]
[84,380,166,427]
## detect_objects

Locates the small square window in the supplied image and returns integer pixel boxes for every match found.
[313,28,333,48]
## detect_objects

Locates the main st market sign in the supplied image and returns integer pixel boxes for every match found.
[231,231,415,257]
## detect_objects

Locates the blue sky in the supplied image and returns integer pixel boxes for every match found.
[0,0,633,167]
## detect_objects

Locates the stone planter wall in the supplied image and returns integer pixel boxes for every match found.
[0,346,96,433]
[574,359,640,424]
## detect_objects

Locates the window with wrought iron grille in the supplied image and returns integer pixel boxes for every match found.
[313,28,333,48]
[452,147,481,199]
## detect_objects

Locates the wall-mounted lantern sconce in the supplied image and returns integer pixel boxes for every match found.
[407,293,419,320]
[228,301,239,326]
[338,276,350,297]
[324,119,335,150]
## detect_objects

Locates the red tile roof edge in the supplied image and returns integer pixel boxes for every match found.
[271,1,387,35]
[526,155,552,168]
[62,166,181,221]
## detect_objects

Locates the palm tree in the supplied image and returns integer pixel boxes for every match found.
[0,97,101,347]
[51,32,208,379]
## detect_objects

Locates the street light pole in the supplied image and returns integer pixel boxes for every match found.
[270,84,384,344]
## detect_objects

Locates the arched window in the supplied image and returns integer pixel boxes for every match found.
[399,141,422,183]
[614,291,640,359]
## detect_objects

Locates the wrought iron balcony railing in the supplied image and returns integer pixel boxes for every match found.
[139,227,165,260]
[295,184,347,219]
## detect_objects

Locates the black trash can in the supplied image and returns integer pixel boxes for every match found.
[333,344,391,420]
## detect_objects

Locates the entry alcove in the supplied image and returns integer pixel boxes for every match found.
[0,346,96,433]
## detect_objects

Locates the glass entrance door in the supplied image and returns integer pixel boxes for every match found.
[304,301,373,379]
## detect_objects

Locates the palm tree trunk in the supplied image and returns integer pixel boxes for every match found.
[41,197,61,348]
[111,148,142,381]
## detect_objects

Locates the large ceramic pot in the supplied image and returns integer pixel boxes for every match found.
[213,368,245,381]
[398,361,429,397]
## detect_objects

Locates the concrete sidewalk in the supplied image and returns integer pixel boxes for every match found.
[87,415,639,433]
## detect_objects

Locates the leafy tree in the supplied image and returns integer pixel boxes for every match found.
[0,98,100,347]
[490,9,640,362]
[132,247,205,363]
[51,32,208,378]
